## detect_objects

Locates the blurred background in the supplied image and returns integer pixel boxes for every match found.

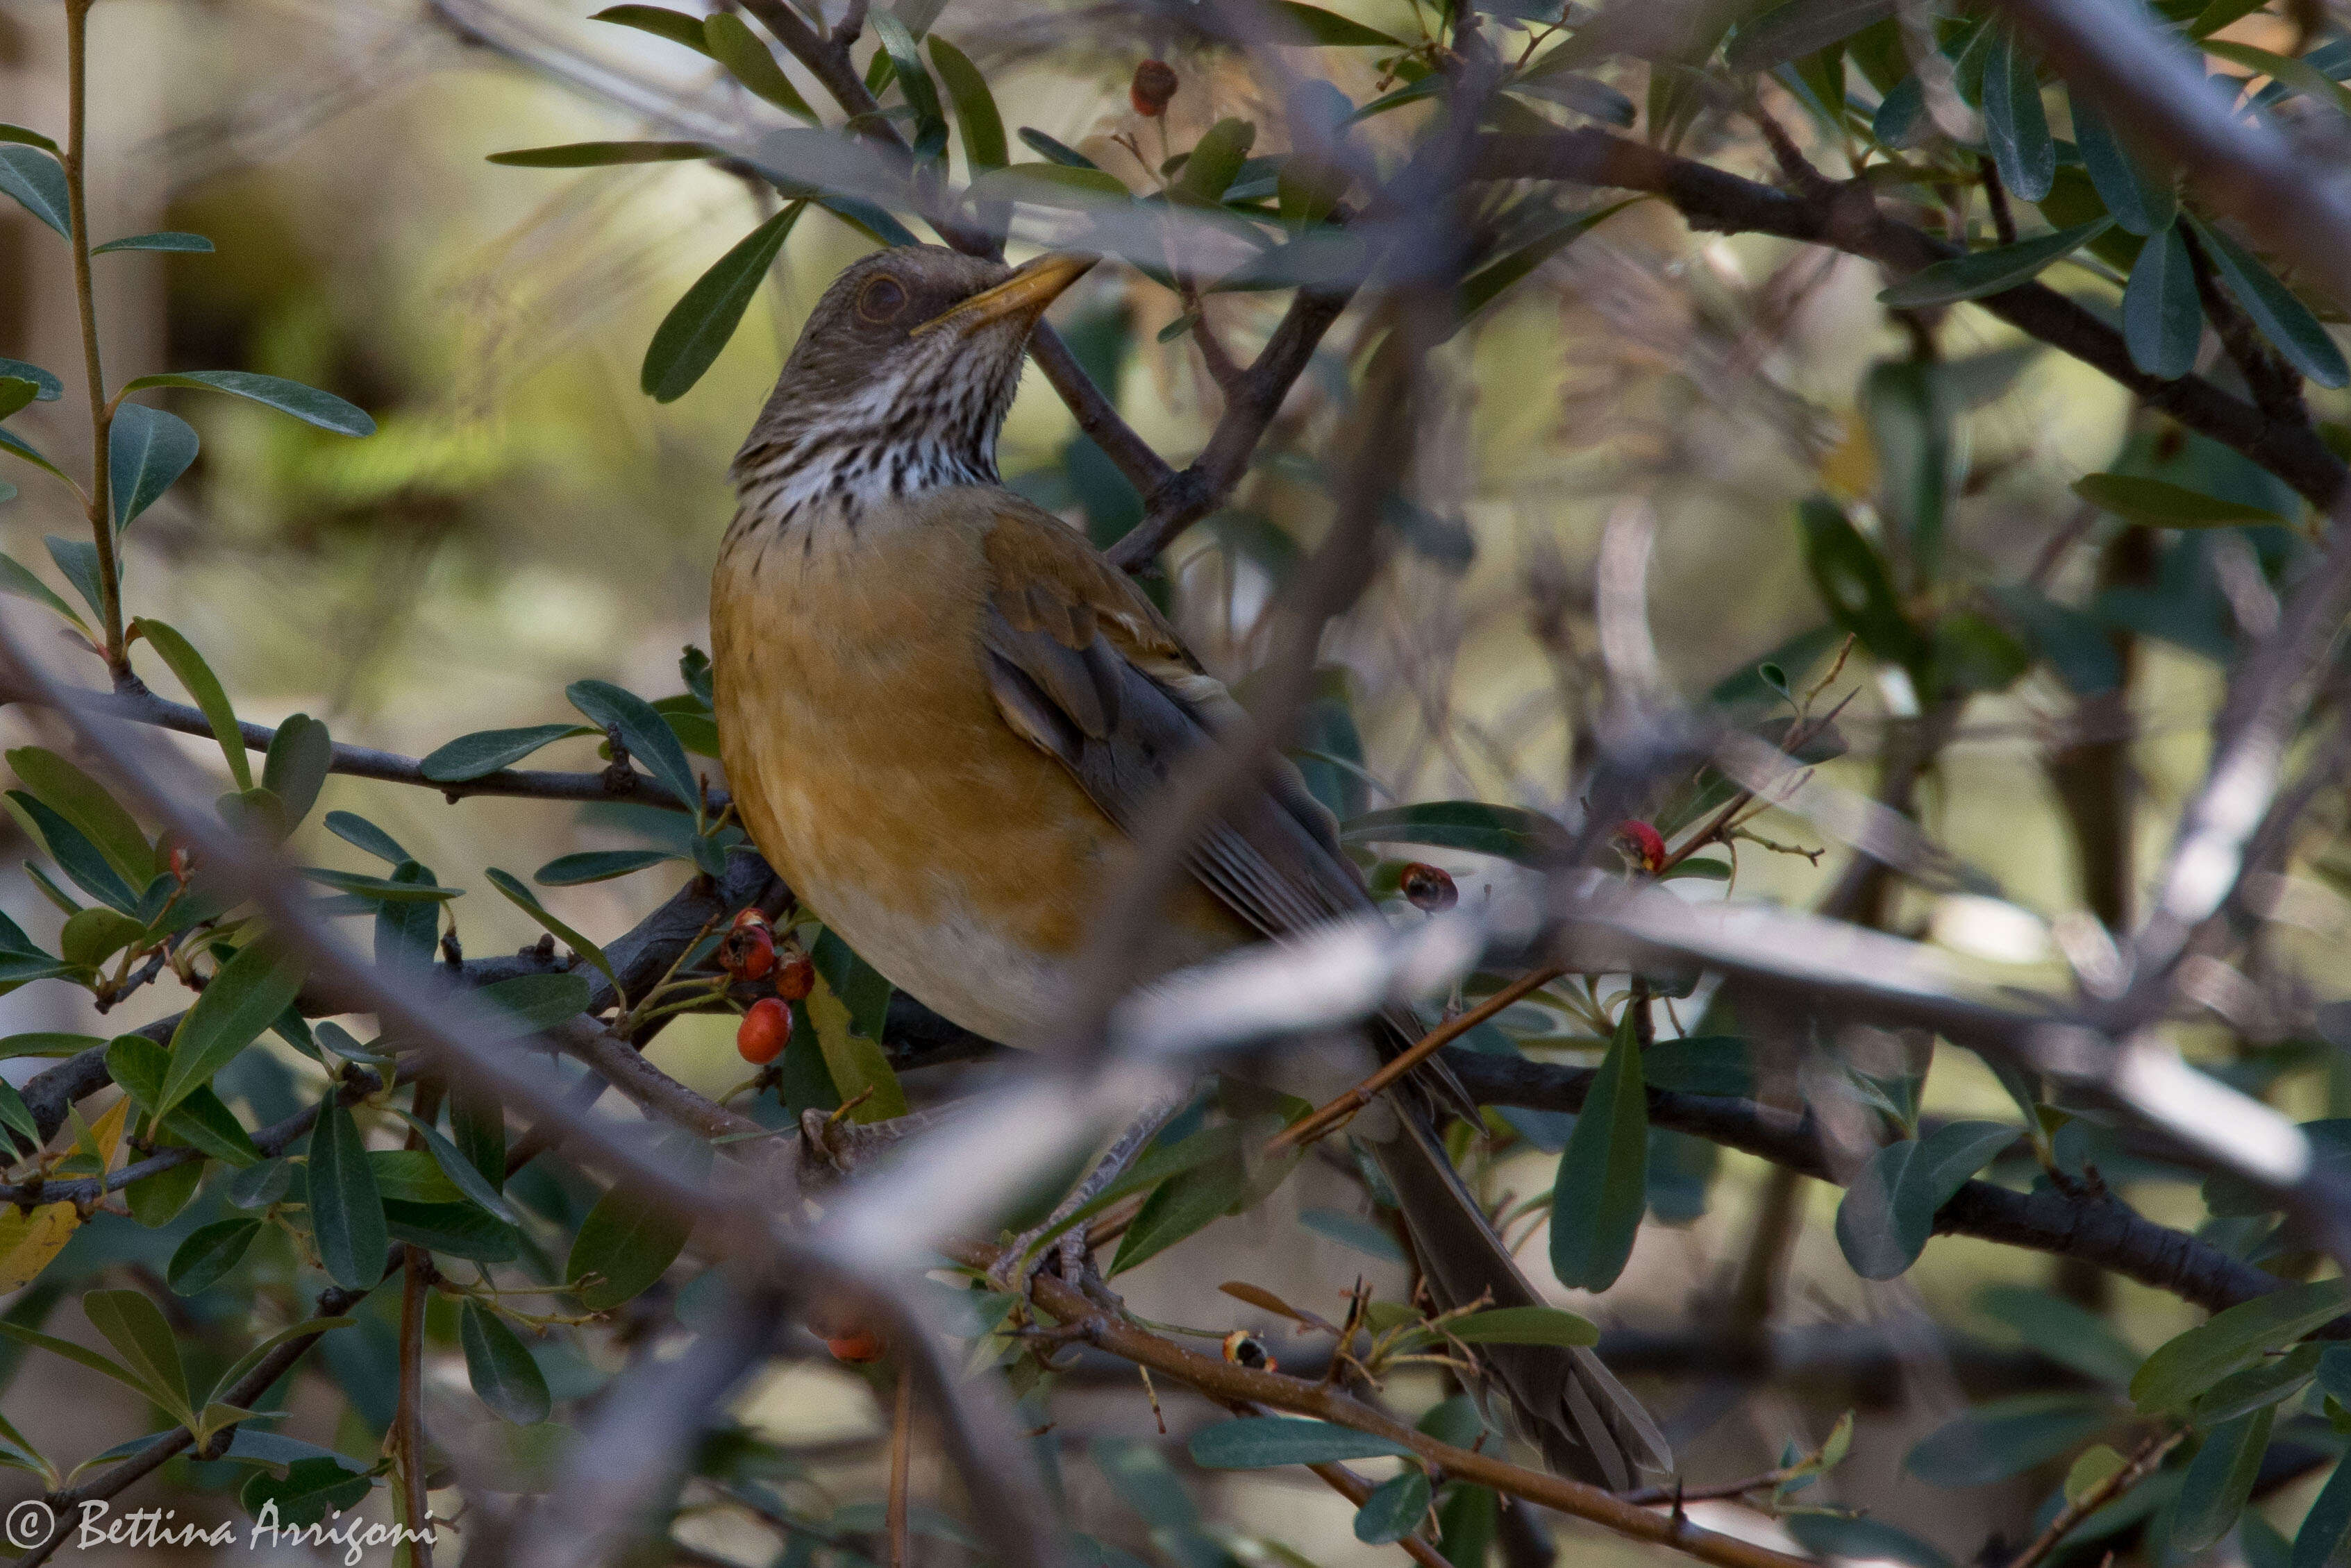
[1,0,2338,1565]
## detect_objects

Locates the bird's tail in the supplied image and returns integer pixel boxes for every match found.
[1366,1107,1671,1492]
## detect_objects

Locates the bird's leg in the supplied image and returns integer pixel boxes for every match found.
[992,1096,1188,1295]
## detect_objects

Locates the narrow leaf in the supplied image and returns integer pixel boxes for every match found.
[1982,26,2054,203]
[167,1218,261,1295]
[108,404,201,530]
[2191,219,2351,388]
[704,14,818,121]
[92,231,215,255]
[122,372,372,437]
[483,868,616,990]
[567,679,703,809]
[534,848,679,885]
[306,1093,389,1292]
[1877,220,2111,307]
[132,618,251,789]
[460,1301,552,1424]
[2070,95,2174,236]
[2072,472,2288,528]
[158,942,306,1120]
[1548,1009,1648,1290]
[0,145,68,237]
[2123,224,2203,380]
[640,204,806,403]
[1189,1417,1415,1469]
[487,141,712,167]
[589,4,714,53]
[929,37,1007,172]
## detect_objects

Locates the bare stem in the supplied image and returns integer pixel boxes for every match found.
[60,0,125,675]
[397,1244,436,1568]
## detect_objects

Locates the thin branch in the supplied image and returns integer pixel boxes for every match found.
[398,1245,437,1568]
[2005,1424,2182,1568]
[0,677,712,811]
[1471,130,2348,509]
[942,1238,1814,1568]
[60,0,124,675]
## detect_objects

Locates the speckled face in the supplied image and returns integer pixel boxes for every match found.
[729,248,1093,529]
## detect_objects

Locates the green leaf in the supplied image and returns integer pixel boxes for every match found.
[0,378,35,422]
[641,203,806,405]
[2193,1340,2319,1424]
[1298,1206,1403,1261]
[367,1149,465,1205]
[1877,219,2111,307]
[306,1094,388,1291]
[1975,1285,2142,1386]
[417,723,590,782]
[478,972,594,1038]
[1439,1306,1600,1348]
[1982,26,2053,203]
[0,358,60,402]
[122,371,373,438]
[2071,472,2289,528]
[2123,224,2202,381]
[566,1183,690,1310]
[1189,1417,1416,1469]
[382,1200,523,1261]
[589,3,714,53]
[1353,1467,1432,1544]
[1177,119,1257,203]
[167,1218,262,1295]
[1110,1133,1251,1276]
[6,791,139,913]
[6,745,153,888]
[0,1318,156,1400]
[450,1087,506,1194]
[460,1300,551,1424]
[92,230,214,255]
[703,13,817,121]
[2204,39,2351,117]
[569,680,703,813]
[108,404,201,530]
[239,1457,371,1528]
[0,124,58,154]
[534,848,680,885]
[387,1111,520,1225]
[0,1079,36,1156]
[1835,1120,2016,1280]
[82,1288,192,1421]
[1902,1392,2116,1487]
[133,618,251,789]
[1339,800,1567,863]
[967,163,1132,209]
[159,942,306,1120]
[0,1032,103,1060]
[2190,219,2351,388]
[2173,1406,2275,1552]
[483,869,617,990]
[0,427,70,488]
[2131,1279,2351,1413]
[1725,0,1893,74]
[488,141,712,167]
[1269,1,1405,44]
[0,552,85,632]
[107,1034,262,1166]
[1017,127,1099,169]
[258,714,332,832]
[0,144,68,237]
[301,866,462,901]
[1548,1009,1648,1291]
[42,537,102,627]
[871,13,947,161]
[1784,1515,1954,1568]
[2070,96,2174,236]
[1456,200,1640,323]
[225,1158,294,1209]
[928,37,1007,172]
[2294,1454,2351,1568]
[1796,495,1926,669]
[321,810,410,865]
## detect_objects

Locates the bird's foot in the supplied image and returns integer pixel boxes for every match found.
[987,1220,1094,1299]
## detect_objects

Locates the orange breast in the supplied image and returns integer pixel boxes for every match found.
[710,489,1242,1047]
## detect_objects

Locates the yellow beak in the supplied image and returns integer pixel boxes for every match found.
[910,251,1099,337]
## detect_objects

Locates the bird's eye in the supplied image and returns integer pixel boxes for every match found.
[856,276,908,323]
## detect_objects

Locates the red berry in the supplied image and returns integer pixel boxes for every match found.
[773,954,815,1003]
[1613,819,1666,874]
[719,921,776,983]
[825,1329,886,1363]
[1130,59,1178,117]
[167,843,194,884]
[1398,862,1457,912]
[737,997,792,1064]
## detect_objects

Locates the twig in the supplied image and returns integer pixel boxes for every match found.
[398,1244,437,1568]
[1268,966,1567,1152]
[2005,1426,2182,1568]
[943,1238,1816,1568]
[59,0,124,675]
[887,1365,913,1568]
[1618,1466,1804,1507]
[0,677,712,812]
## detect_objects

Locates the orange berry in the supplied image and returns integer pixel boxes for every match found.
[1221,1330,1275,1371]
[1130,59,1178,117]
[1613,819,1666,874]
[826,1329,886,1363]
[737,997,792,1064]
[1398,862,1457,912]
[773,953,815,1003]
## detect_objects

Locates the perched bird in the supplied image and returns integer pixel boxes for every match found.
[709,245,1670,1489]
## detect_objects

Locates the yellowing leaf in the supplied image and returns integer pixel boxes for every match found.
[0,1202,76,1291]
[805,976,907,1124]
[1818,408,1877,500]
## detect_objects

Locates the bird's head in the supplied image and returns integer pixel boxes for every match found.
[734,246,1096,517]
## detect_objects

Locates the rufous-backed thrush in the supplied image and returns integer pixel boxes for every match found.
[710,246,1669,1488]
